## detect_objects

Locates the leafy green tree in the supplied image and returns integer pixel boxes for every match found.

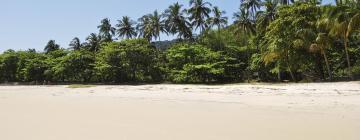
[96,39,162,82]
[55,50,95,82]
[44,49,69,82]
[199,29,250,81]
[116,16,138,39]
[166,43,227,83]
[262,3,319,81]
[20,53,48,83]
[0,57,3,82]
[44,40,60,54]
[188,0,212,33]
[0,50,19,82]
[98,18,116,42]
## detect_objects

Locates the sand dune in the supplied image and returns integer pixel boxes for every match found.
[0,82,360,140]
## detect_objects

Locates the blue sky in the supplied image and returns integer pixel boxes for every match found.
[0,0,334,52]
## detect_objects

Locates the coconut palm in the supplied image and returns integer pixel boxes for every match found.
[310,33,333,80]
[116,16,137,39]
[304,7,335,80]
[257,0,277,30]
[188,0,212,33]
[85,33,102,52]
[163,2,192,39]
[241,0,262,18]
[149,10,167,41]
[137,11,166,41]
[207,6,228,30]
[97,18,116,42]
[233,8,256,36]
[329,5,360,79]
[69,37,82,50]
[274,0,294,5]
[137,15,152,41]
[44,40,60,53]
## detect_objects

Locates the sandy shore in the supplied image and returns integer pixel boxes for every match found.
[0,82,360,140]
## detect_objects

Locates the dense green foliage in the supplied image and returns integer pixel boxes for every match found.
[0,1,359,84]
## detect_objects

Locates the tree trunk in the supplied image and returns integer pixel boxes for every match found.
[286,50,296,82]
[288,67,296,82]
[277,68,282,82]
[132,67,137,81]
[344,34,353,80]
[321,49,332,81]
[315,53,325,80]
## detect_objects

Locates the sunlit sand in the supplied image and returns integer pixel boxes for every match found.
[1,82,360,140]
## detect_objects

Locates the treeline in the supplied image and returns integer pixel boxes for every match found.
[0,0,359,84]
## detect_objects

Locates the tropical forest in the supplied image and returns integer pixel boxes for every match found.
[0,0,359,84]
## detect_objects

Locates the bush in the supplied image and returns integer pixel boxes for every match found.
[95,39,162,83]
[166,44,226,83]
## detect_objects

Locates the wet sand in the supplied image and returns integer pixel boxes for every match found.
[0,82,360,140]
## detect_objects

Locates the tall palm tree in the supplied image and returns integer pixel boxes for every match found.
[241,0,262,18]
[274,0,294,5]
[44,40,60,53]
[137,11,166,41]
[85,33,102,52]
[233,8,256,36]
[137,15,152,41]
[97,18,116,42]
[233,7,256,82]
[116,16,137,39]
[257,0,277,30]
[149,10,167,41]
[310,33,333,80]
[69,37,82,50]
[163,2,192,39]
[188,0,212,33]
[329,5,360,79]
[207,6,228,30]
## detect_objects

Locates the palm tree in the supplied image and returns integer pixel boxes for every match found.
[137,15,152,41]
[241,0,262,18]
[188,0,212,33]
[257,0,277,30]
[274,0,294,5]
[163,2,192,39]
[329,5,360,79]
[137,11,166,41]
[97,18,116,42]
[310,33,333,80]
[44,40,60,53]
[233,8,256,36]
[207,6,228,30]
[149,10,167,41]
[116,16,137,39]
[69,37,82,50]
[85,33,102,52]
[233,7,256,82]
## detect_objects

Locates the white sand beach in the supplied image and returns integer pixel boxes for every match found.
[0,82,360,140]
